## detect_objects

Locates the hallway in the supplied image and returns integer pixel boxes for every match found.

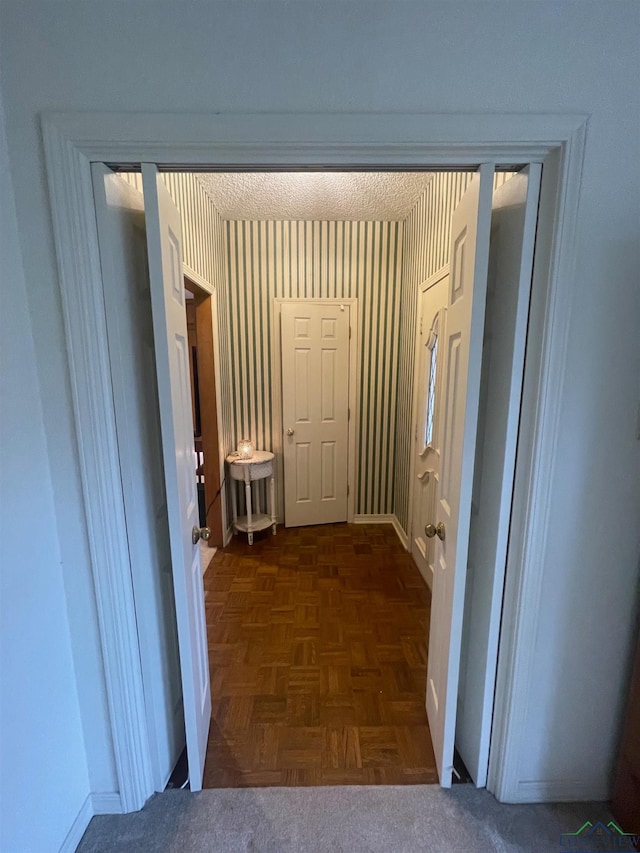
[203,523,437,787]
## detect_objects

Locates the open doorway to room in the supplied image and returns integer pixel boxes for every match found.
[183,275,224,556]
[90,162,541,794]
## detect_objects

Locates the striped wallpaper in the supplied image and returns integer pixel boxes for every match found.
[393,172,474,532]
[224,220,403,517]
[161,174,234,480]
[118,168,515,534]
[119,171,235,524]
[393,170,515,534]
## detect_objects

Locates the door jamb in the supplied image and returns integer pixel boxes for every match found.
[41,111,587,809]
[272,297,359,525]
[183,270,226,548]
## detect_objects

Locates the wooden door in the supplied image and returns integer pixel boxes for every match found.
[142,164,211,790]
[281,302,350,527]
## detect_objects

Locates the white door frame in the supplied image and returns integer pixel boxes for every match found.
[406,265,450,555]
[41,111,587,809]
[272,297,359,525]
[181,262,229,545]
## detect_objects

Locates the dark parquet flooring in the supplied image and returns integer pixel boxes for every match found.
[202,522,437,787]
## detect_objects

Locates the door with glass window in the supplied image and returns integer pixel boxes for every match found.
[411,273,448,588]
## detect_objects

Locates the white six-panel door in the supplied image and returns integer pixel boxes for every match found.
[426,166,494,786]
[281,302,350,527]
[142,164,211,790]
[92,165,185,791]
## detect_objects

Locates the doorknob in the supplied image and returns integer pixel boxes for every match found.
[192,526,211,545]
[425,522,445,541]
[286,428,295,436]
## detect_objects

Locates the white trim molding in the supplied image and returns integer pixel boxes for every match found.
[183,262,213,295]
[40,110,588,808]
[487,127,588,802]
[353,513,409,550]
[42,119,155,813]
[91,792,124,815]
[514,780,610,805]
[59,795,94,853]
[182,264,229,545]
[58,792,123,853]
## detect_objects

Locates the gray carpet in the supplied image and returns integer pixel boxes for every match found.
[77,786,612,852]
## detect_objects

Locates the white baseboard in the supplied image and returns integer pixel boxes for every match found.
[201,545,217,576]
[512,779,610,804]
[353,513,393,523]
[390,515,409,550]
[353,514,409,550]
[58,791,124,853]
[59,795,93,853]
[415,559,434,591]
[91,792,124,814]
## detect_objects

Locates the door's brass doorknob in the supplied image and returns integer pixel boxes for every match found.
[425,522,445,541]
[192,526,211,545]
[286,428,295,436]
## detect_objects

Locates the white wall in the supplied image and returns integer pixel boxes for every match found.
[0,96,91,853]
[0,0,638,840]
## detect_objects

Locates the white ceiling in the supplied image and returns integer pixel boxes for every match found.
[195,172,433,221]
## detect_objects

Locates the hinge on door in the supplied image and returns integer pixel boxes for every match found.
[349,326,352,340]
[420,316,423,335]
[348,407,351,421]
[347,484,350,496]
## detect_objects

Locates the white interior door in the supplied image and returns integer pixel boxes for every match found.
[281,302,350,527]
[411,275,448,589]
[456,166,542,786]
[426,165,493,787]
[92,165,185,791]
[142,164,211,790]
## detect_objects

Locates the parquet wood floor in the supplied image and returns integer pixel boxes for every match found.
[202,522,438,787]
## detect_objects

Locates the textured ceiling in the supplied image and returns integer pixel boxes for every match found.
[195,172,433,221]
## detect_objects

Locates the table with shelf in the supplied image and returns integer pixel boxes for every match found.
[226,450,277,545]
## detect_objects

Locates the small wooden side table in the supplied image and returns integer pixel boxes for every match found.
[226,450,277,545]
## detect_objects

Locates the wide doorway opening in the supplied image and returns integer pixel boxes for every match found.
[91,163,540,795]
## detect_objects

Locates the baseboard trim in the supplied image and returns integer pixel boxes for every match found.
[91,792,124,814]
[353,514,409,550]
[390,515,409,550]
[415,559,434,591]
[59,795,93,853]
[353,513,394,524]
[512,779,610,804]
